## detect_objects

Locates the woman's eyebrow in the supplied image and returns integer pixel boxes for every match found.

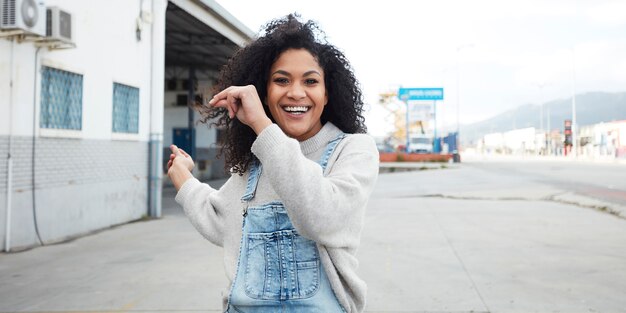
[271,70,322,76]
[271,70,291,76]
[303,70,322,77]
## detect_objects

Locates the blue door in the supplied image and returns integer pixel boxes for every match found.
[173,128,195,157]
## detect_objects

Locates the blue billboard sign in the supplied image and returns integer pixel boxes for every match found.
[398,87,444,101]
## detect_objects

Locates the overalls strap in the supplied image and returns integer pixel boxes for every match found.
[240,159,262,202]
[317,133,346,171]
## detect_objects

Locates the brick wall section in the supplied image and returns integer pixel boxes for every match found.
[0,136,148,192]
[0,137,7,191]
[8,137,34,192]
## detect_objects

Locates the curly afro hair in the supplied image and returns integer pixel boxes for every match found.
[196,14,367,175]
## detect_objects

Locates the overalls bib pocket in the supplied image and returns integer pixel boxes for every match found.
[243,206,321,300]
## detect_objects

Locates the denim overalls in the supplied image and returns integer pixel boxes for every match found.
[226,134,347,313]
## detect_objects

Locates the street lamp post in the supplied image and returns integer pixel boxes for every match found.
[534,82,550,154]
[538,84,545,132]
[455,44,473,160]
[571,49,577,157]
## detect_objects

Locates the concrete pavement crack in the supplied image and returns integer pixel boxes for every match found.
[398,193,625,220]
[545,193,624,219]
[419,194,529,201]
[428,207,492,313]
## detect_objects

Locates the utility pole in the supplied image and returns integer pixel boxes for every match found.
[571,49,577,157]
[455,44,473,158]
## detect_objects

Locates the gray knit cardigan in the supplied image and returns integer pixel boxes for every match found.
[175,122,379,312]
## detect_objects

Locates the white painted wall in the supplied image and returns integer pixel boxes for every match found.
[1,0,154,141]
[0,40,11,135]
[483,132,504,148]
[1,0,156,251]
[0,40,40,137]
[503,127,536,152]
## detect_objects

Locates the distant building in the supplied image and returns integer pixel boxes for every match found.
[476,120,626,159]
[0,0,253,251]
[579,120,626,158]
[479,128,537,155]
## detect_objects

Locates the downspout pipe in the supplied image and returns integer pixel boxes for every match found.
[31,47,45,246]
[148,0,167,218]
[5,38,15,252]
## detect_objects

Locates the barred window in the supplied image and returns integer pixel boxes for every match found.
[40,66,83,130]
[112,83,140,133]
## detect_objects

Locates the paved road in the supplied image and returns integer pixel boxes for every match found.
[364,159,626,312]
[1,160,625,313]
[465,157,626,207]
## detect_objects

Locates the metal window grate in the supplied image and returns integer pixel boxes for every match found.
[112,83,139,133]
[2,0,16,26]
[40,66,83,130]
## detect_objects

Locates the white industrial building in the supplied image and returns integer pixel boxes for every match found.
[479,127,540,155]
[477,120,626,158]
[0,0,253,251]
[578,120,626,158]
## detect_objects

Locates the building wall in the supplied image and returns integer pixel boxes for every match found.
[579,120,626,158]
[1,0,246,250]
[0,40,39,136]
[0,136,148,249]
[0,0,154,250]
[502,127,536,153]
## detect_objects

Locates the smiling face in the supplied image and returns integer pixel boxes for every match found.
[266,49,327,141]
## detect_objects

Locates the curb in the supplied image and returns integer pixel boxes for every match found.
[550,192,626,219]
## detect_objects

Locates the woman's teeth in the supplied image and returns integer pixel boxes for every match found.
[283,106,310,114]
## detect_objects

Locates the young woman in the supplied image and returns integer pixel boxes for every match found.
[167,14,378,313]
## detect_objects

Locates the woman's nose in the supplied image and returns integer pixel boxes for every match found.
[287,83,306,100]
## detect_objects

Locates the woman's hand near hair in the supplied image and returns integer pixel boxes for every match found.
[167,144,194,191]
[208,85,272,135]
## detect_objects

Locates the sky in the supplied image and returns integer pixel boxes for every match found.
[215,0,626,136]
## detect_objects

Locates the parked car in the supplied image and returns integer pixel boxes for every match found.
[408,134,433,153]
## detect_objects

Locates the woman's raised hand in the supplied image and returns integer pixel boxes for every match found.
[208,85,272,135]
[167,144,194,191]
[168,145,194,172]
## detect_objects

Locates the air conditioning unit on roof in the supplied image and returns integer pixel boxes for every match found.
[46,6,72,43]
[0,0,46,36]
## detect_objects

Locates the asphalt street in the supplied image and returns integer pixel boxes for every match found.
[464,155,626,207]
[1,158,625,313]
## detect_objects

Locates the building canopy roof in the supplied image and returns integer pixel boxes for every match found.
[165,0,254,71]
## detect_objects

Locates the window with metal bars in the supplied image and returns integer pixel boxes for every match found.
[40,66,83,130]
[112,82,139,133]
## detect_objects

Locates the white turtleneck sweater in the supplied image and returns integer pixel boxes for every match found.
[175,122,379,312]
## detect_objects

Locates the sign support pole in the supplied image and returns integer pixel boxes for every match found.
[433,100,438,153]
[405,100,410,153]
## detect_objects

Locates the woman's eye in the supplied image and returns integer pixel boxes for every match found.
[304,79,319,85]
[273,77,289,84]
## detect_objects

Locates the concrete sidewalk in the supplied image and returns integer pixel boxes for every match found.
[1,168,626,313]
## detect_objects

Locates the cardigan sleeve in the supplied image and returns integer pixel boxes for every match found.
[175,177,229,247]
[251,124,379,249]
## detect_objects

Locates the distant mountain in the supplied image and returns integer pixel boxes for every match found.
[461,91,626,145]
